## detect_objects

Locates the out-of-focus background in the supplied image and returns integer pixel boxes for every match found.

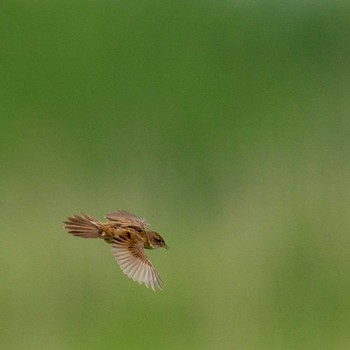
[1,1,350,349]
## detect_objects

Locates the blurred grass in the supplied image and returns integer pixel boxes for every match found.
[1,1,350,349]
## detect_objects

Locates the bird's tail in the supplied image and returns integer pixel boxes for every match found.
[64,213,102,238]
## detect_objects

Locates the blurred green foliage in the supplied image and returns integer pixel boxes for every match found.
[1,1,350,349]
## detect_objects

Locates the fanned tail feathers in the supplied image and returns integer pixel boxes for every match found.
[64,213,101,238]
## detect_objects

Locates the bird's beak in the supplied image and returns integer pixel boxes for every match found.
[164,244,169,249]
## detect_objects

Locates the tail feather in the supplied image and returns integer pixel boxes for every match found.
[64,213,102,238]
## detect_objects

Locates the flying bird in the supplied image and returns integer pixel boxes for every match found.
[63,210,168,291]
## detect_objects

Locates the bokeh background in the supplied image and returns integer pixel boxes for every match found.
[1,1,350,349]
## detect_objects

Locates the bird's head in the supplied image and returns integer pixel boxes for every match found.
[146,231,169,249]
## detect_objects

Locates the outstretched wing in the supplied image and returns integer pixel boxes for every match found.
[111,233,163,291]
[106,210,149,228]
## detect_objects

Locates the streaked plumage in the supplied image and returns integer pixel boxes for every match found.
[63,210,168,291]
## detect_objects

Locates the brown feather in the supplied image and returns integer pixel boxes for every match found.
[64,213,101,238]
[111,231,164,291]
[106,210,149,228]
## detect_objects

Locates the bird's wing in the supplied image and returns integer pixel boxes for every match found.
[111,233,163,291]
[106,210,149,228]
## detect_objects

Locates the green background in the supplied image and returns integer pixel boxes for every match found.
[1,1,350,349]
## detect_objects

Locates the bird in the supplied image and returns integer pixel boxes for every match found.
[63,210,168,291]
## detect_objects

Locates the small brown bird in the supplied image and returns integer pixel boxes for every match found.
[63,210,168,291]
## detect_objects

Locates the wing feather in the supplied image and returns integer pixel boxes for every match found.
[106,210,149,228]
[111,234,163,291]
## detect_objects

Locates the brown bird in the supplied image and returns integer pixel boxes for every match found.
[63,210,168,291]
